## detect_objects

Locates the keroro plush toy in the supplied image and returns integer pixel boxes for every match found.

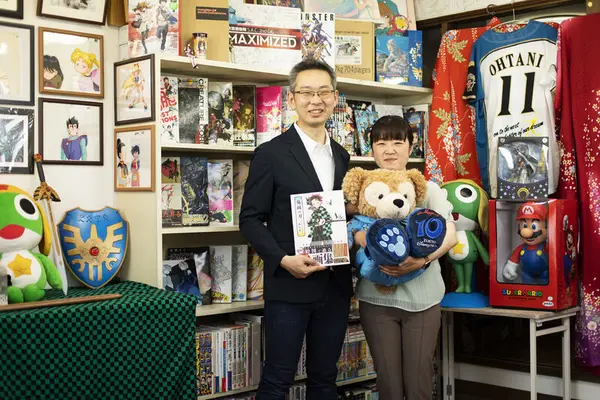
[343,168,447,289]
[0,184,62,303]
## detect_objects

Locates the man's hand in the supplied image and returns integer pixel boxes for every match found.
[354,230,367,248]
[380,256,426,277]
[280,255,326,279]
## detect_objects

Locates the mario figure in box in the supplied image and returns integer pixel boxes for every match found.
[503,202,549,285]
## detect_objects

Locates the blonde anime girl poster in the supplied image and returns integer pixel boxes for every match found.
[114,54,155,125]
[39,28,104,99]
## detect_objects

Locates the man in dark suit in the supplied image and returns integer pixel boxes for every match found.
[239,60,352,400]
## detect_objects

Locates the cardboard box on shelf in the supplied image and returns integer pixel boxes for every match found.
[334,19,375,81]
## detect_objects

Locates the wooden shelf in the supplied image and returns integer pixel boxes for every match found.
[350,156,425,164]
[162,225,240,235]
[337,374,377,387]
[196,300,264,317]
[162,143,255,154]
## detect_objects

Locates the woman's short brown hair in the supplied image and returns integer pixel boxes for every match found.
[370,115,414,147]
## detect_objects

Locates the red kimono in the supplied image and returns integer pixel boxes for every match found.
[555,13,600,367]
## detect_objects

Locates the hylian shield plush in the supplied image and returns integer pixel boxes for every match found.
[57,207,129,289]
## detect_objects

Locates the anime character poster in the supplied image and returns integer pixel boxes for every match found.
[160,75,179,143]
[128,0,180,58]
[115,126,154,190]
[256,86,282,146]
[207,160,233,226]
[232,85,256,147]
[290,190,350,267]
[300,12,335,69]
[162,259,203,303]
[376,0,414,35]
[115,55,154,125]
[207,82,233,146]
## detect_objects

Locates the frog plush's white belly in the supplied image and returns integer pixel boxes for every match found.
[1,250,43,287]
[448,230,471,261]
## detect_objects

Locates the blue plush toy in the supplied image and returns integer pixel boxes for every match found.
[343,168,446,289]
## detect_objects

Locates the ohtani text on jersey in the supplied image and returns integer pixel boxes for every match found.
[488,52,545,76]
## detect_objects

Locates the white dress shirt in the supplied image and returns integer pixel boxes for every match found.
[294,123,335,191]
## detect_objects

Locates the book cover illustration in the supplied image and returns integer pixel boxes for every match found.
[229,0,302,73]
[376,34,410,84]
[290,190,350,266]
[300,12,335,69]
[180,156,209,226]
[166,247,213,306]
[328,93,355,155]
[404,108,425,159]
[178,77,209,144]
[162,259,203,303]
[208,81,234,146]
[376,0,413,35]
[232,245,249,302]
[304,0,381,21]
[208,160,234,226]
[247,246,264,300]
[281,86,299,132]
[232,85,256,147]
[128,0,180,58]
[161,156,182,227]
[210,246,233,304]
[355,108,379,156]
[256,86,282,145]
[233,160,250,225]
[160,75,179,143]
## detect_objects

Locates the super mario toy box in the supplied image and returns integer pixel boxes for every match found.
[489,199,578,310]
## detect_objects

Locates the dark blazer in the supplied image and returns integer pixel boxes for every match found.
[239,125,352,303]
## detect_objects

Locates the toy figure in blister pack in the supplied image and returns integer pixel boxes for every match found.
[563,215,577,295]
[503,202,549,285]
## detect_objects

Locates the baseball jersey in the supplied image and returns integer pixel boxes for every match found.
[463,21,559,198]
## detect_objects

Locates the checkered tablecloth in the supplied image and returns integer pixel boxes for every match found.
[0,280,197,400]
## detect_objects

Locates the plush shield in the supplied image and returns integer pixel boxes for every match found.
[57,207,129,289]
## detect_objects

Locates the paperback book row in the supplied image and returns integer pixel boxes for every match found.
[160,76,428,158]
[217,382,380,400]
[161,157,251,227]
[162,245,264,305]
[194,319,377,397]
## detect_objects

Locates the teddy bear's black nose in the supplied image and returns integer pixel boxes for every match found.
[393,199,405,209]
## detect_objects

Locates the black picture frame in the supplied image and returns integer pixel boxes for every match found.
[0,0,24,20]
[37,0,109,25]
[114,54,156,126]
[0,107,34,174]
[0,21,34,106]
[38,97,104,166]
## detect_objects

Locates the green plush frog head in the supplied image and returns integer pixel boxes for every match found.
[0,184,51,255]
[441,179,489,235]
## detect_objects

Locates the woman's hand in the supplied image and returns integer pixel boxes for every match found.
[354,230,367,248]
[380,256,426,277]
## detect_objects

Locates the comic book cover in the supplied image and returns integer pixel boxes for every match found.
[304,0,381,21]
[328,93,355,155]
[233,160,250,225]
[256,86,282,145]
[232,85,256,147]
[180,156,209,226]
[208,160,234,226]
[375,34,410,84]
[404,108,425,159]
[229,0,302,73]
[290,190,350,266]
[166,247,212,306]
[160,75,179,143]
[247,246,264,300]
[300,12,335,69]
[355,108,379,157]
[162,259,203,304]
[178,77,209,144]
[281,86,298,132]
[161,156,182,227]
[128,0,180,58]
[232,245,248,302]
[210,246,233,304]
[207,82,234,146]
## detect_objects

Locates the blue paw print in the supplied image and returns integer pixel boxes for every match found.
[378,227,408,258]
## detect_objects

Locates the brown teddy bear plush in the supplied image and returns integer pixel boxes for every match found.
[343,167,445,292]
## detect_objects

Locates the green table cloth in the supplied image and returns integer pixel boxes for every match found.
[0,281,197,400]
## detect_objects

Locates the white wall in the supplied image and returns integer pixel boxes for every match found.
[0,4,119,222]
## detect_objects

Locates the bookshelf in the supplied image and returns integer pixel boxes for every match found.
[195,300,264,317]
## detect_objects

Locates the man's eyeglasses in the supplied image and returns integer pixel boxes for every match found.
[293,90,335,101]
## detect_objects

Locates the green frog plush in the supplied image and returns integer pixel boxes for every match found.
[441,179,489,294]
[0,184,62,303]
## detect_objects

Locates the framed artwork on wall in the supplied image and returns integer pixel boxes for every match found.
[39,27,104,99]
[39,98,104,166]
[0,107,34,174]
[0,21,33,106]
[0,0,24,19]
[37,0,109,25]
[114,125,155,192]
[114,54,155,126]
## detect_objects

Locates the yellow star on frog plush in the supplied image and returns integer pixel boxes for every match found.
[9,254,32,278]
[452,242,466,255]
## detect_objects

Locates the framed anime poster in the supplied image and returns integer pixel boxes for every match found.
[0,21,33,106]
[114,54,155,126]
[37,0,109,25]
[39,98,103,166]
[114,125,155,192]
[39,27,104,99]
[0,107,34,174]
[128,0,180,58]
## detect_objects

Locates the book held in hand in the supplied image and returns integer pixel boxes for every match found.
[290,190,350,267]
